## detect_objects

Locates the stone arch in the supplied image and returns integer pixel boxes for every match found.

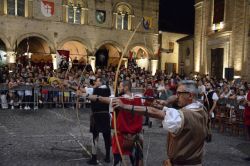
[127,43,154,58]
[15,34,55,65]
[127,44,154,71]
[0,37,8,65]
[58,37,92,64]
[113,2,134,15]
[0,33,11,51]
[94,41,123,68]
[63,0,87,7]
[15,33,56,53]
[95,40,123,55]
[58,37,92,52]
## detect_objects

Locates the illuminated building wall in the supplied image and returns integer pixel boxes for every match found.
[160,32,188,73]
[0,0,160,74]
[194,0,250,81]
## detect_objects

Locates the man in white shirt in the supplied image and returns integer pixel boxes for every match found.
[112,80,208,166]
[204,82,219,131]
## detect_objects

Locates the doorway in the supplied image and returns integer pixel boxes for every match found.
[211,48,224,79]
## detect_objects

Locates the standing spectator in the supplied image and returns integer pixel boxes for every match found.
[143,84,154,126]
[237,89,246,111]
[24,78,33,110]
[197,80,206,102]
[244,89,250,141]
[8,77,17,109]
[204,81,219,139]
[17,77,25,109]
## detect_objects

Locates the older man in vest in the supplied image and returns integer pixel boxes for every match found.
[112,80,208,166]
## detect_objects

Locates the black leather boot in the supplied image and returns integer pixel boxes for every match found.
[104,154,110,163]
[87,154,98,165]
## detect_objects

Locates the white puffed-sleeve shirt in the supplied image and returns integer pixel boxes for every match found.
[162,102,204,134]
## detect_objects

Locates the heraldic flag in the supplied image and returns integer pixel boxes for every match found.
[56,50,70,69]
[41,0,55,17]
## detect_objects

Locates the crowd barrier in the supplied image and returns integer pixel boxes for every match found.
[0,84,145,110]
[0,83,85,110]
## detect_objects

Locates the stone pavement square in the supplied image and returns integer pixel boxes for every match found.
[0,108,249,166]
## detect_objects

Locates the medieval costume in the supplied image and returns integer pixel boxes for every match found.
[86,85,111,164]
[204,88,219,134]
[162,101,208,166]
[112,94,144,166]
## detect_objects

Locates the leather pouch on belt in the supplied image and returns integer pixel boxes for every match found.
[122,134,135,151]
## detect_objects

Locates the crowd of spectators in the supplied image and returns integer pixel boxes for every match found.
[0,60,181,110]
[0,60,248,109]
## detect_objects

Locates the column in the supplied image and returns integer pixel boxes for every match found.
[15,0,17,16]
[51,54,57,70]
[128,15,132,30]
[194,1,204,73]
[122,58,128,68]
[25,0,28,17]
[114,13,118,29]
[81,8,88,24]
[81,8,85,24]
[3,0,7,15]
[121,14,125,30]
[7,51,16,64]
[223,41,230,78]
[88,56,96,72]
[73,6,77,23]
[151,59,158,75]
[63,5,69,22]
[28,0,33,18]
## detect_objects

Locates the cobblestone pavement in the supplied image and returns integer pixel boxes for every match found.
[0,108,250,166]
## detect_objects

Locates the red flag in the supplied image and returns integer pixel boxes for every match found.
[56,50,70,69]
[129,51,133,61]
[57,50,70,61]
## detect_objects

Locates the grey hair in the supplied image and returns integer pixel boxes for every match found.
[178,80,198,99]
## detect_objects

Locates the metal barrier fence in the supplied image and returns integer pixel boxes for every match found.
[0,84,145,110]
[0,84,85,110]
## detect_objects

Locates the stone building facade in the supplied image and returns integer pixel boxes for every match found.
[194,0,250,81]
[0,0,159,73]
[160,32,187,73]
[177,35,194,76]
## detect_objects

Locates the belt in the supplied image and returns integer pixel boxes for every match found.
[163,159,202,166]
[93,111,109,114]
[172,159,202,166]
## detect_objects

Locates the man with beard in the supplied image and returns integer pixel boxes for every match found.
[112,80,209,166]
[204,81,219,137]
[83,80,144,166]
[74,77,111,165]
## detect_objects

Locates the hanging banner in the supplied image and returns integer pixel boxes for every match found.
[41,0,55,17]
[56,50,70,70]
[96,10,106,24]
[143,17,153,30]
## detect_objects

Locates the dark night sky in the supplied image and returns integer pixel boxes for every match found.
[159,0,195,34]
